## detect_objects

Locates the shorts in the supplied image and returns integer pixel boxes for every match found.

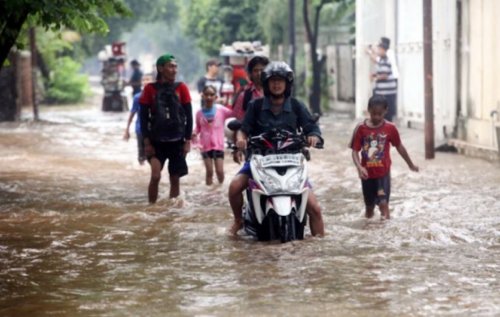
[201,150,224,160]
[151,140,188,177]
[361,173,391,207]
[238,161,252,176]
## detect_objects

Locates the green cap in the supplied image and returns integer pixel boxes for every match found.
[156,53,176,66]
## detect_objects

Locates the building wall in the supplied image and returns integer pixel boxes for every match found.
[355,0,394,119]
[356,0,457,143]
[357,0,500,154]
[462,0,500,150]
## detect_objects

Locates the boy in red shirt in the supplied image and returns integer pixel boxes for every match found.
[350,95,419,219]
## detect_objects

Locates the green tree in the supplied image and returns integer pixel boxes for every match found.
[0,0,130,71]
[183,0,264,56]
[45,57,89,104]
[80,0,180,57]
[258,0,291,49]
[303,0,353,115]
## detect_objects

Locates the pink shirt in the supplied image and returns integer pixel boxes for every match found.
[194,104,235,152]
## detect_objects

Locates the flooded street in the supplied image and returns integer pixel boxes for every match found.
[1,101,499,316]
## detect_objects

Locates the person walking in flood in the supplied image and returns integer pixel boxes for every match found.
[192,85,235,185]
[349,95,419,220]
[123,74,153,165]
[139,54,193,203]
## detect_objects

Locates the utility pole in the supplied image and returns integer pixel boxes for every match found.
[288,0,296,73]
[29,27,39,121]
[423,0,434,159]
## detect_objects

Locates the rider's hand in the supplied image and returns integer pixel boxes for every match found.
[123,130,130,141]
[307,135,320,148]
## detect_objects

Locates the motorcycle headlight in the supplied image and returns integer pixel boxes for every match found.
[284,165,306,193]
[254,167,282,194]
[252,156,306,195]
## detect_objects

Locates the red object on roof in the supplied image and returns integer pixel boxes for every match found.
[112,42,126,56]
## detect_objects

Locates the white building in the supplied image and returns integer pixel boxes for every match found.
[356,0,500,159]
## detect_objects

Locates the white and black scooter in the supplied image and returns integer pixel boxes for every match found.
[242,129,323,242]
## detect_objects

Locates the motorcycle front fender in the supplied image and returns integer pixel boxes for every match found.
[268,196,293,217]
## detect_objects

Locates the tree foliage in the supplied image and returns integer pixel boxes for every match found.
[0,0,131,71]
[80,0,180,57]
[257,0,291,48]
[46,57,89,104]
[303,0,354,114]
[183,0,264,56]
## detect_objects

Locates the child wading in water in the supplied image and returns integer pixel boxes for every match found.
[193,85,234,185]
[350,95,419,220]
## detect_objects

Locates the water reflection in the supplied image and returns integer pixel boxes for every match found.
[0,104,499,316]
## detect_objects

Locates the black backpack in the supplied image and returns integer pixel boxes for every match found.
[150,82,186,140]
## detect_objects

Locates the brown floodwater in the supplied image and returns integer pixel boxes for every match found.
[0,102,499,316]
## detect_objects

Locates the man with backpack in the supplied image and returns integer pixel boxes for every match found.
[139,54,193,203]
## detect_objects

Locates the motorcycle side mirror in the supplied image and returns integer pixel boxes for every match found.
[227,119,242,131]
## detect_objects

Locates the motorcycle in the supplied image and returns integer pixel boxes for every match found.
[242,129,323,242]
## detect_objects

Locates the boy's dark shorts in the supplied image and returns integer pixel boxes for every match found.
[361,173,391,207]
[151,140,188,177]
[201,150,224,160]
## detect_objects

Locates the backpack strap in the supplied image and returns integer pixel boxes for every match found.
[242,88,254,111]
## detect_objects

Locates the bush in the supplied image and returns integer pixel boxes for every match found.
[46,57,89,104]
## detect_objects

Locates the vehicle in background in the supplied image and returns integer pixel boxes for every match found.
[98,42,128,112]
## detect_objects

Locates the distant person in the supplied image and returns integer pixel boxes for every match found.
[139,54,193,202]
[349,95,419,220]
[197,59,224,97]
[232,55,269,121]
[228,55,269,162]
[192,85,235,185]
[366,37,398,122]
[123,74,153,165]
[128,59,143,97]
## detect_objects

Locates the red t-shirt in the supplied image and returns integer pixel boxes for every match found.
[139,81,191,108]
[350,120,401,178]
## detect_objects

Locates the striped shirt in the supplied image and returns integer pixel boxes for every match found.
[374,56,397,95]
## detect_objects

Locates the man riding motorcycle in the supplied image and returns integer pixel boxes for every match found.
[228,61,325,237]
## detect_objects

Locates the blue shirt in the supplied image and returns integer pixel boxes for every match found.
[131,92,142,135]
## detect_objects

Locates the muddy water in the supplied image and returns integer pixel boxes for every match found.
[1,104,499,316]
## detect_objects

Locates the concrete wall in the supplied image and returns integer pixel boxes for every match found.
[356,0,457,143]
[461,0,500,150]
[355,0,394,118]
[356,0,500,156]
